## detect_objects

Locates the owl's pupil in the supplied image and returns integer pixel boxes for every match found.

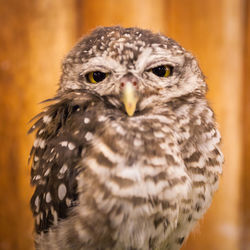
[152,66,167,77]
[92,71,106,82]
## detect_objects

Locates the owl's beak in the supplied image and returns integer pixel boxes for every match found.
[121,81,138,116]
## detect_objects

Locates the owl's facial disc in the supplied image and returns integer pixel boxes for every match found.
[60,27,207,113]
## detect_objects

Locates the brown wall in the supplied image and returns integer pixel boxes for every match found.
[0,0,249,249]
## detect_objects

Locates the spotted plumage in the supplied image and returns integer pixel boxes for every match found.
[29,26,223,250]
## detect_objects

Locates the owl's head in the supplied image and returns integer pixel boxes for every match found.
[60,26,206,116]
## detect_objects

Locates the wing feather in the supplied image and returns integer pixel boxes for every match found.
[29,90,104,233]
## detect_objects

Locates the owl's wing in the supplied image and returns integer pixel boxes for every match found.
[29,90,104,234]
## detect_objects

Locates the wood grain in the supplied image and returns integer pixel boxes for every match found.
[241,0,250,249]
[79,0,167,35]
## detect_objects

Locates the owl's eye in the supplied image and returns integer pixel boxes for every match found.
[151,65,173,78]
[86,71,108,83]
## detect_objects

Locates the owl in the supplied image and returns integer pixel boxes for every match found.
[29,26,223,250]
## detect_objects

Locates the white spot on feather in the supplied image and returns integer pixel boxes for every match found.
[85,132,93,141]
[98,115,107,122]
[43,115,52,124]
[74,130,80,135]
[35,196,40,212]
[66,198,71,207]
[60,141,68,147]
[34,175,41,181]
[34,156,39,162]
[35,196,39,207]
[33,138,46,149]
[39,140,46,149]
[38,129,45,135]
[59,164,68,175]
[58,183,67,200]
[44,168,50,176]
[84,117,90,124]
[68,142,75,150]
[46,192,51,203]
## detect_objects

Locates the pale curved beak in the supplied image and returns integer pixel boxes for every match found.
[121,82,138,116]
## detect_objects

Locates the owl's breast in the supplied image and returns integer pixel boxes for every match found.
[79,115,192,214]
[74,110,220,249]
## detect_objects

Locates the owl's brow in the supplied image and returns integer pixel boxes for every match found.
[82,56,125,73]
[144,59,176,71]
[135,48,184,72]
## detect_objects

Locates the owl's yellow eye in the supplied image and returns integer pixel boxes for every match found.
[151,65,173,78]
[86,71,108,83]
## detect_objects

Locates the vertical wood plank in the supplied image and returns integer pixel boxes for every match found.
[79,0,167,35]
[0,1,78,249]
[0,2,33,248]
[164,1,244,250]
[241,0,250,248]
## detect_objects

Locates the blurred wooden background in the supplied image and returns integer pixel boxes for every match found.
[0,0,249,249]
